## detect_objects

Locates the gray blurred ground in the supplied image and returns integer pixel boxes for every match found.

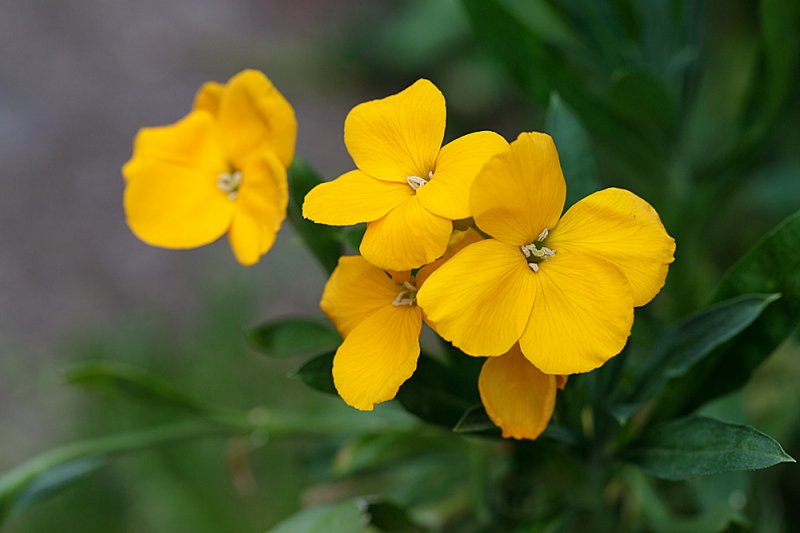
[0,0,390,464]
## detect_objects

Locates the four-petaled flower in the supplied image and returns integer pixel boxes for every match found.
[123,69,296,265]
[302,79,508,271]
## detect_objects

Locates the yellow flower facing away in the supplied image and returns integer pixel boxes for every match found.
[123,69,297,266]
[417,132,676,378]
[302,79,508,271]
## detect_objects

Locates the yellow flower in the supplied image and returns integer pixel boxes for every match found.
[417,132,676,376]
[123,69,296,266]
[302,79,508,271]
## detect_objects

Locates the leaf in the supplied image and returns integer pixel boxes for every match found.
[655,210,800,418]
[292,352,336,395]
[334,430,455,476]
[545,93,601,208]
[452,405,498,435]
[267,498,373,533]
[607,68,675,135]
[63,361,210,414]
[759,0,800,120]
[248,317,341,358]
[337,224,367,251]
[632,293,780,405]
[627,415,794,480]
[287,158,343,273]
[0,422,226,523]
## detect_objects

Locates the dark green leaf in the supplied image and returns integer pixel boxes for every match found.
[267,498,373,533]
[608,68,675,134]
[546,93,601,207]
[365,500,426,532]
[287,158,343,273]
[0,422,226,523]
[334,430,455,476]
[63,361,209,414]
[627,415,794,480]
[292,352,336,395]
[453,405,498,435]
[632,293,780,405]
[337,224,367,251]
[759,0,800,119]
[248,317,340,358]
[655,210,800,418]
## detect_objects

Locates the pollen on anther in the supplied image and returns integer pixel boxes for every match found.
[529,263,539,273]
[406,175,428,191]
[217,170,242,201]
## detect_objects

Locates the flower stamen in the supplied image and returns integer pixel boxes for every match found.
[392,280,418,306]
[521,228,556,273]
[217,170,242,200]
[406,175,428,191]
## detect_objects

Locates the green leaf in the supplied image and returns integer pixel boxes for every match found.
[627,416,794,480]
[248,317,341,358]
[287,158,343,273]
[452,405,498,435]
[267,498,374,533]
[334,430,456,476]
[608,68,675,135]
[759,0,800,120]
[545,93,601,208]
[337,224,367,251]
[0,422,226,523]
[655,210,800,418]
[63,360,210,414]
[632,293,780,405]
[292,352,336,395]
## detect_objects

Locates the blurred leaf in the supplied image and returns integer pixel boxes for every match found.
[0,422,226,523]
[248,317,340,358]
[63,360,210,414]
[608,68,675,135]
[631,293,780,406]
[655,210,800,418]
[337,224,367,251]
[267,497,424,533]
[545,93,601,207]
[627,415,794,480]
[365,500,426,532]
[292,352,336,395]
[288,159,343,273]
[334,430,455,476]
[453,405,498,435]
[759,0,800,119]
[396,355,478,429]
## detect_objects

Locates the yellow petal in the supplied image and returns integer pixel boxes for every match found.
[471,132,566,246]
[416,228,484,288]
[193,81,224,116]
[123,113,234,248]
[302,170,413,226]
[359,198,452,271]
[344,79,445,183]
[227,152,289,266]
[417,131,508,220]
[333,304,422,411]
[124,111,228,178]
[547,188,676,307]
[416,239,536,357]
[321,256,401,338]
[218,69,297,168]
[519,249,633,375]
[479,345,557,440]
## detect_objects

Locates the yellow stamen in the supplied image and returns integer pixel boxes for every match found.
[217,170,242,200]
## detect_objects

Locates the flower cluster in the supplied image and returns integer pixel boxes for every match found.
[123,73,674,440]
[305,80,675,440]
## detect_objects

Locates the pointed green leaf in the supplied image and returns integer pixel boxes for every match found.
[248,317,341,358]
[627,416,794,480]
[453,405,498,435]
[63,361,209,414]
[287,158,343,273]
[292,352,336,395]
[546,93,601,208]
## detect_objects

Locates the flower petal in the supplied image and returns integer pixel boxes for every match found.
[123,113,234,248]
[344,79,445,183]
[321,256,400,338]
[359,198,452,271]
[227,152,288,266]
[417,239,537,357]
[302,170,413,226]
[519,249,633,375]
[471,132,566,246]
[479,345,557,440]
[124,111,228,178]
[218,69,297,168]
[417,131,508,220]
[333,305,422,411]
[548,188,676,307]
[193,81,224,116]
[416,228,485,287]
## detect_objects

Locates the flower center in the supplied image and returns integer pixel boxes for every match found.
[520,228,556,273]
[406,171,433,191]
[217,170,242,200]
[392,280,418,306]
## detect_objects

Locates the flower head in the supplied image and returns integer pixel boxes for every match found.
[302,79,507,271]
[123,69,296,265]
[417,132,676,375]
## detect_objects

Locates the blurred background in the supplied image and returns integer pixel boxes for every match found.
[1,0,799,531]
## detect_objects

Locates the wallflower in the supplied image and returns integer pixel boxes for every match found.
[302,79,507,271]
[123,69,296,266]
[417,132,675,376]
